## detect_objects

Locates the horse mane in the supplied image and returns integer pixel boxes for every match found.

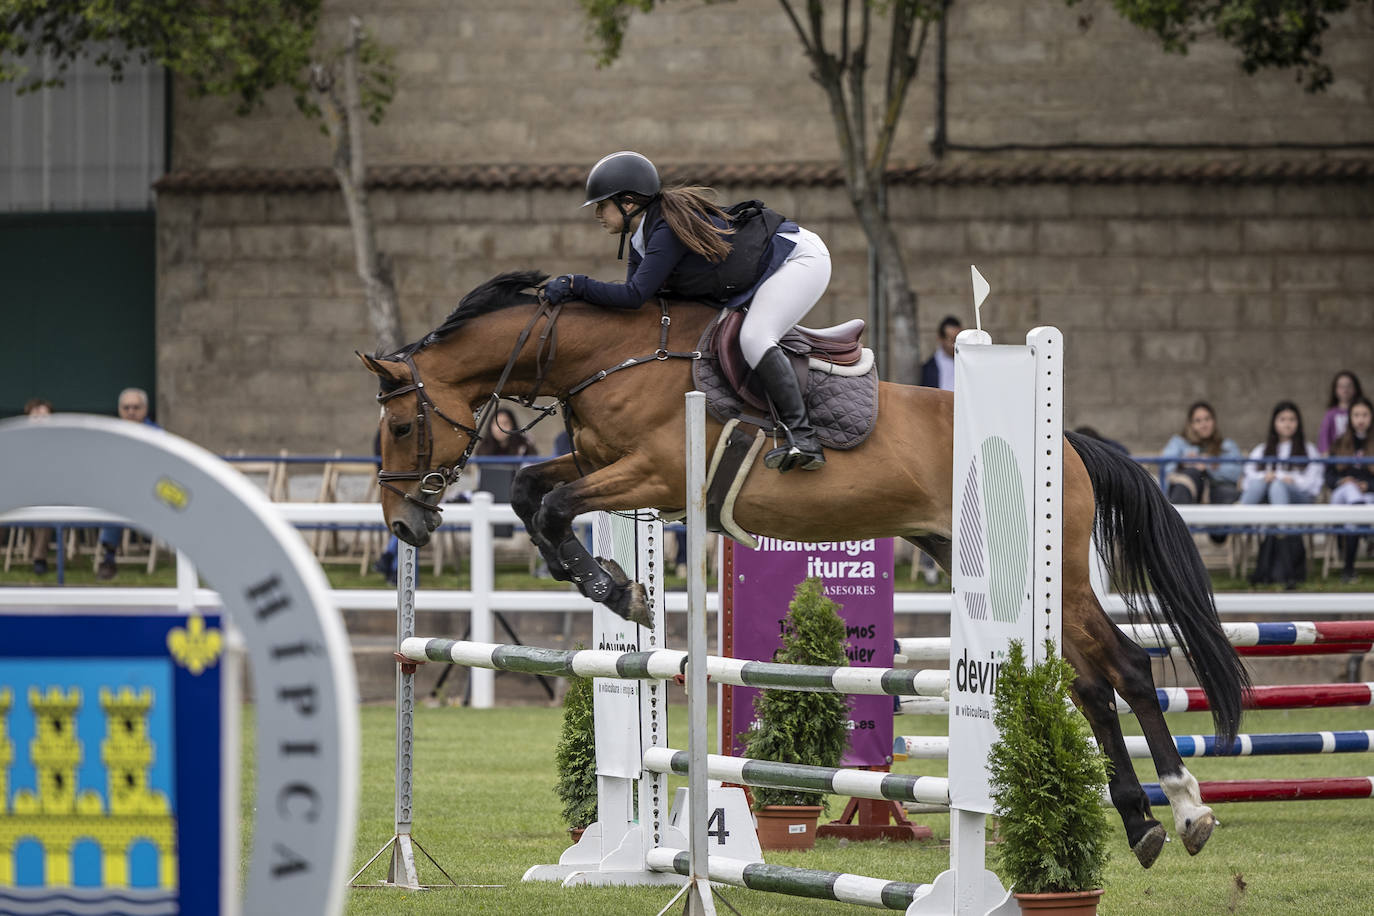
[383,269,549,360]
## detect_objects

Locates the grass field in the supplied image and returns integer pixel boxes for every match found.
[299,701,1374,915]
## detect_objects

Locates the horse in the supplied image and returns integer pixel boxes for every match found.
[358,269,1250,870]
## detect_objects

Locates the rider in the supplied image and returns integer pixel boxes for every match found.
[542,150,832,472]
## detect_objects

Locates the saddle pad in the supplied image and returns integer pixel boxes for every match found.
[692,324,879,451]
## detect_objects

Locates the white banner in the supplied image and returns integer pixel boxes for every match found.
[949,337,1038,813]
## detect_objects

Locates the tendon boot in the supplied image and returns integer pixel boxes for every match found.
[755,346,825,472]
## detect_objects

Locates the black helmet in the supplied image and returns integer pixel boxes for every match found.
[581,151,660,208]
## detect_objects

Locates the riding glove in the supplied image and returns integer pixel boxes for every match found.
[543,274,584,304]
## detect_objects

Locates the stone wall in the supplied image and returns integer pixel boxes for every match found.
[170,0,1374,171]
[157,175,1374,456]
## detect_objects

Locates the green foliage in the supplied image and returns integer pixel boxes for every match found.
[1068,0,1369,92]
[580,0,658,67]
[0,0,394,119]
[988,640,1112,894]
[553,662,598,830]
[742,577,852,811]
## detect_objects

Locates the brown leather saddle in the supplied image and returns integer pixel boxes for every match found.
[708,309,867,412]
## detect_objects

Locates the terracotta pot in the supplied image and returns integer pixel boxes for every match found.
[568,825,587,843]
[753,804,823,850]
[1014,888,1104,914]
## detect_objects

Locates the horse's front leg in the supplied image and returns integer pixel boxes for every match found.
[532,454,679,629]
[510,455,584,582]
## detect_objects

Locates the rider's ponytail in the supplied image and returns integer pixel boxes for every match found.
[653,186,735,263]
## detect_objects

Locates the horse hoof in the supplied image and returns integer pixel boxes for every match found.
[1132,823,1167,868]
[1180,811,1216,856]
[598,558,654,630]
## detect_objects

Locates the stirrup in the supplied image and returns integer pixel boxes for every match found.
[764,442,825,472]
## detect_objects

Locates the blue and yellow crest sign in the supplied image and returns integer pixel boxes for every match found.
[0,612,225,915]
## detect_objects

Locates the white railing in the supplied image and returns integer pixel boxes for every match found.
[2,500,1372,623]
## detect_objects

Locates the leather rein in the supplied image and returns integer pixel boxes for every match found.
[374,297,700,512]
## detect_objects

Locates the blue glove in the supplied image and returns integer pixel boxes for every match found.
[544,274,580,304]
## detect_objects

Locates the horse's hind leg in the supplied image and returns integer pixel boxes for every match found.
[1067,593,1217,863]
[1062,626,1169,867]
[1102,623,1218,857]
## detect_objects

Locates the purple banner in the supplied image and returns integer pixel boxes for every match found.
[725,538,895,767]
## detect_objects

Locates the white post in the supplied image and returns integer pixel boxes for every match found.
[682,391,717,915]
[469,491,495,708]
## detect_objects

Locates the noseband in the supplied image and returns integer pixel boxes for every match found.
[374,302,563,513]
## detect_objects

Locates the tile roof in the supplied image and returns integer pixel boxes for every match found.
[155,157,1374,193]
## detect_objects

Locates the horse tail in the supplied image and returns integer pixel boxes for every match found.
[1065,431,1250,747]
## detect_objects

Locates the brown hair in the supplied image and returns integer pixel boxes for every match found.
[1182,400,1225,455]
[1331,395,1373,457]
[23,397,52,415]
[628,185,734,262]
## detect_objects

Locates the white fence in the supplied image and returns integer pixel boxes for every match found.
[2,500,1371,613]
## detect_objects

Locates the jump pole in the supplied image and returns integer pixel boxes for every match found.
[649,389,726,915]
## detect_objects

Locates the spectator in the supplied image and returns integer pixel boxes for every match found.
[919,316,961,391]
[98,387,160,580]
[23,398,54,575]
[1327,395,1374,584]
[1160,401,1243,506]
[1240,400,1323,506]
[1318,370,1363,454]
[915,316,961,583]
[475,406,537,539]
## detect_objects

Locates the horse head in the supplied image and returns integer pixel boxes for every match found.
[357,270,550,547]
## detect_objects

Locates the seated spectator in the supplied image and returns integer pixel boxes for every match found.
[1241,400,1323,506]
[1160,401,1243,507]
[1327,395,1374,584]
[98,388,160,579]
[1242,401,1322,590]
[1318,370,1363,454]
[23,398,54,575]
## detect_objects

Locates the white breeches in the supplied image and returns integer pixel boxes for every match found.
[739,227,832,368]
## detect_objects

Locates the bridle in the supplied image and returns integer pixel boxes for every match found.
[374,301,564,512]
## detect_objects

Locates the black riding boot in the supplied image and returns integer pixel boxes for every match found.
[755,346,825,472]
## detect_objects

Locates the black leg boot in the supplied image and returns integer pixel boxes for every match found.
[754,346,825,472]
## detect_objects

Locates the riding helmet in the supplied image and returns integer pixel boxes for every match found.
[581,151,660,207]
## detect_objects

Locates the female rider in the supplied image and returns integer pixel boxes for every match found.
[542,150,832,472]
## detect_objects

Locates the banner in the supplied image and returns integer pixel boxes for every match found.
[724,538,894,767]
[949,330,1063,813]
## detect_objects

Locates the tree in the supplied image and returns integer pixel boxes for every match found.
[1,1,402,354]
[583,0,941,383]
[1073,0,1370,93]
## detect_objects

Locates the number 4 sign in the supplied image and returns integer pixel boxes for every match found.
[667,783,763,862]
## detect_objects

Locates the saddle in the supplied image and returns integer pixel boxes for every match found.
[686,309,880,547]
[707,309,870,412]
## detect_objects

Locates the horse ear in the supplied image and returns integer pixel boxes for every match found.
[356,351,406,383]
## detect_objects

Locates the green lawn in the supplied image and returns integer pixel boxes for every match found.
[277,702,1374,915]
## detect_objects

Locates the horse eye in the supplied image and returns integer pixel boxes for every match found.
[392,422,413,438]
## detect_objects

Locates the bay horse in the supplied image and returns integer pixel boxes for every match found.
[359,270,1249,870]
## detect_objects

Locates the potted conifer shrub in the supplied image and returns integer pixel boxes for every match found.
[988,640,1112,914]
[553,666,597,839]
[741,576,851,850]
